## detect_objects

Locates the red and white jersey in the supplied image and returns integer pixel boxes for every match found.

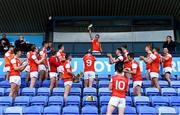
[149,53,160,73]
[56,50,66,65]
[83,54,96,72]
[91,39,101,52]
[123,49,131,69]
[131,60,143,81]
[4,50,14,67]
[10,56,21,76]
[111,75,129,98]
[29,52,39,72]
[163,53,172,68]
[49,55,60,72]
[39,47,47,65]
[63,60,73,82]
[145,53,152,70]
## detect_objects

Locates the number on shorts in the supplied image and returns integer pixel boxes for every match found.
[86,60,92,66]
[115,80,125,90]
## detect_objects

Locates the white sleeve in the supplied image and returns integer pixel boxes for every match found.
[65,63,70,69]
[149,54,156,60]
[132,63,138,69]
[11,58,16,64]
[110,78,112,82]
[39,51,44,56]
[5,52,10,57]
[118,56,124,61]
[56,52,60,57]
[32,55,37,60]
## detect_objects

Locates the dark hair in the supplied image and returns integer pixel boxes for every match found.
[9,45,14,48]
[65,53,71,60]
[167,35,172,39]
[14,48,21,54]
[117,48,123,53]
[51,50,56,56]
[58,44,64,49]
[146,43,152,50]
[95,34,100,38]
[116,66,123,73]
[122,44,127,49]
[31,45,37,52]
[42,41,48,46]
[153,47,160,53]
[127,52,135,59]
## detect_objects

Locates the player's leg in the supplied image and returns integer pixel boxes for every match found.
[106,104,116,115]
[152,78,160,91]
[88,72,95,87]
[145,70,150,80]
[39,70,45,82]
[164,72,171,85]
[50,77,56,91]
[84,72,89,87]
[133,81,142,96]
[29,72,38,88]
[107,97,119,115]
[9,82,17,99]
[45,70,49,80]
[118,98,125,115]
[64,81,72,102]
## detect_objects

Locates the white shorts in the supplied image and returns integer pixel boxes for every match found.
[9,76,21,86]
[57,66,64,73]
[3,66,10,72]
[30,72,38,78]
[49,72,58,79]
[163,67,172,74]
[150,72,159,79]
[39,64,47,71]
[133,81,142,88]
[64,81,73,86]
[84,71,95,80]
[108,96,126,108]
[24,65,30,72]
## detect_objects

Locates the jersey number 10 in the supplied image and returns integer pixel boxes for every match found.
[115,81,125,90]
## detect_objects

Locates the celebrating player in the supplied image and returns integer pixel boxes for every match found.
[9,48,28,99]
[140,45,161,90]
[49,50,60,91]
[29,46,45,88]
[25,51,31,84]
[83,50,96,87]
[88,24,102,54]
[56,44,66,79]
[125,53,142,96]
[162,48,172,85]
[39,41,49,83]
[107,48,124,74]
[107,66,129,115]
[63,54,74,102]
[4,45,14,80]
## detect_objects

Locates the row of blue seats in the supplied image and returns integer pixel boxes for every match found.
[0,105,179,115]
[1,87,180,97]
[1,95,180,107]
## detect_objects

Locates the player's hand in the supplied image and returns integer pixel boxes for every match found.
[107,53,112,57]
[139,56,144,60]
[88,24,93,30]
[123,69,130,73]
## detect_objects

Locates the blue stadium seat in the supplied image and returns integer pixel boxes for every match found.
[124,106,136,115]
[145,88,160,96]
[0,75,5,81]
[129,80,133,88]
[42,80,50,87]
[126,96,133,106]
[0,88,5,96]
[62,105,79,115]
[142,80,152,88]
[14,96,31,106]
[69,88,81,96]
[177,88,180,96]
[37,87,51,96]
[82,106,98,115]
[161,88,177,96]
[0,106,7,114]
[0,80,10,88]
[98,81,109,88]
[151,96,169,106]
[21,80,27,88]
[23,106,43,115]
[169,96,180,106]
[21,88,36,96]
[4,88,20,96]
[98,88,111,96]
[134,96,150,106]
[83,87,96,96]
[171,81,180,88]
[129,88,144,96]
[158,106,177,114]
[5,106,23,115]
[72,81,83,88]
[28,80,41,88]
[48,96,64,106]
[98,75,109,81]
[0,96,13,106]
[159,81,169,88]
[66,96,81,106]
[44,106,61,115]
[100,105,118,115]
[58,80,64,87]
[82,96,98,107]
[137,106,158,115]
[30,96,48,106]
[52,88,64,96]
[99,96,110,106]
[92,81,97,88]
[21,73,28,79]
